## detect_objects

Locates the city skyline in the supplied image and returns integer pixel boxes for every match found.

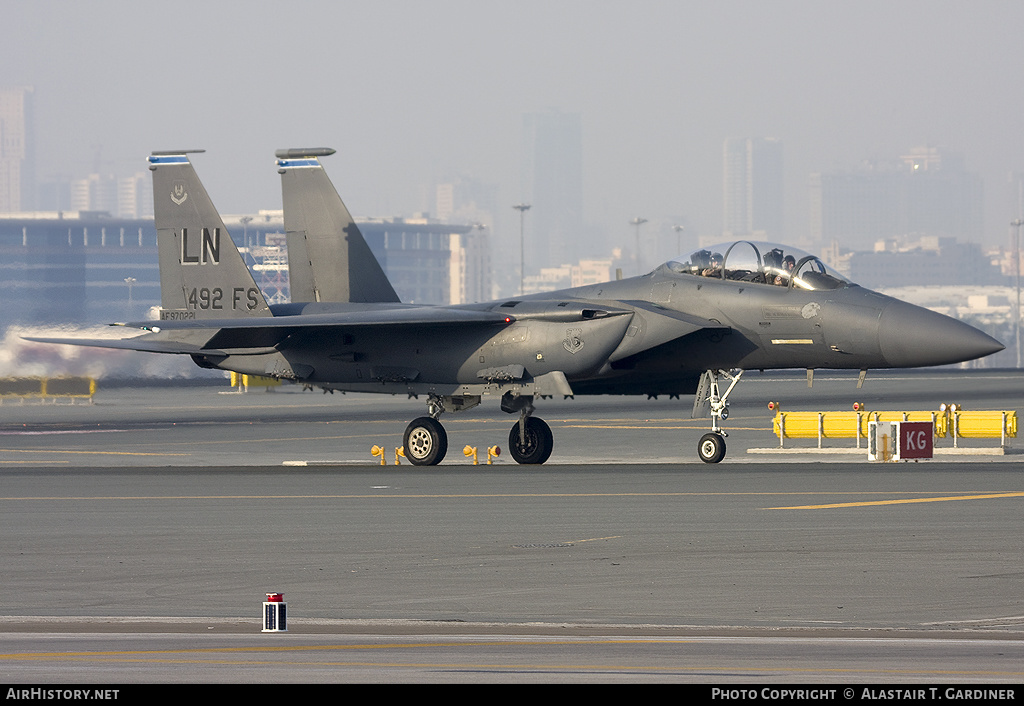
[2,102,1011,266]
[2,2,1024,258]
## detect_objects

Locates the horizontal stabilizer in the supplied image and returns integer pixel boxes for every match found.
[22,336,218,356]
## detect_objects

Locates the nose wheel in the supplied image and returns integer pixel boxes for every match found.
[698,432,726,464]
[693,369,743,464]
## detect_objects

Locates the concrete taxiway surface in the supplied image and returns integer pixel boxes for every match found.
[0,370,1021,682]
[0,369,1021,466]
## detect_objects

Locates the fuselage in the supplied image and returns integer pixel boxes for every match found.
[198,261,1002,397]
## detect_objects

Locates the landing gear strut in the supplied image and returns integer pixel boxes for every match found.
[693,369,744,464]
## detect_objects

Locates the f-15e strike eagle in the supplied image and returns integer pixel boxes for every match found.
[29,149,1004,465]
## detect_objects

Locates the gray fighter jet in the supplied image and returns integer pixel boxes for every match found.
[29,150,1004,465]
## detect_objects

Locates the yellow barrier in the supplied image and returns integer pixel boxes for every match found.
[950,411,1017,448]
[773,410,942,448]
[0,377,96,403]
[772,406,1017,450]
[230,372,281,391]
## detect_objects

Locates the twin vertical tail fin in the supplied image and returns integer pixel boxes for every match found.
[276,148,400,304]
[149,151,271,320]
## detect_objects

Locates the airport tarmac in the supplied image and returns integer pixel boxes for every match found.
[1,368,1021,466]
[0,369,1022,683]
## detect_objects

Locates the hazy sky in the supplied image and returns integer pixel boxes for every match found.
[4,0,1024,258]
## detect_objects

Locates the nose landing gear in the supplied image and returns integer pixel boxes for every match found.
[693,369,744,463]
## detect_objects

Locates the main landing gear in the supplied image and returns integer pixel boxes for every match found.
[508,415,553,464]
[403,416,448,466]
[694,369,744,464]
[502,392,553,465]
[402,393,554,466]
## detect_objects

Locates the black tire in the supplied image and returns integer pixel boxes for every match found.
[508,417,553,465]
[698,432,726,464]
[403,417,448,466]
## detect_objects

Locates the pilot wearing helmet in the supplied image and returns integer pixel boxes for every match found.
[773,254,796,286]
[702,252,724,277]
[688,249,712,274]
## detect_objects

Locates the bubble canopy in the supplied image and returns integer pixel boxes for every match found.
[658,241,851,291]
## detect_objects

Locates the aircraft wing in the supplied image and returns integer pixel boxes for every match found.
[24,307,515,356]
[26,302,725,362]
[134,306,514,331]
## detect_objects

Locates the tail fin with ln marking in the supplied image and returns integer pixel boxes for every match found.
[149,150,272,320]
[276,148,400,304]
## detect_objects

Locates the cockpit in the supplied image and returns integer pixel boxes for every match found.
[658,240,851,292]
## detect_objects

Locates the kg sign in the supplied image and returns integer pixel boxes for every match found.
[896,421,933,460]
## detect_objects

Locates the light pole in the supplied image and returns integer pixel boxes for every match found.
[672,224,685,255]
[630,217,647,273]
[512,203,531,295]
[124,277,136,316]
[240,215,253,250]
[1012,219,1023,367]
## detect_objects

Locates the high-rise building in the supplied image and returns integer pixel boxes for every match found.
[434,177,494,302]
[117,172,153,219]
[522,110,583,273]
[435,175,497,227]
[449,226,491,305]
[811,146,983,251]
[0,86,35,212]
[71,173,118,214]
[723,137,783,239]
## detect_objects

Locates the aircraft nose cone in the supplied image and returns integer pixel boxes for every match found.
[878,300,1004,367]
